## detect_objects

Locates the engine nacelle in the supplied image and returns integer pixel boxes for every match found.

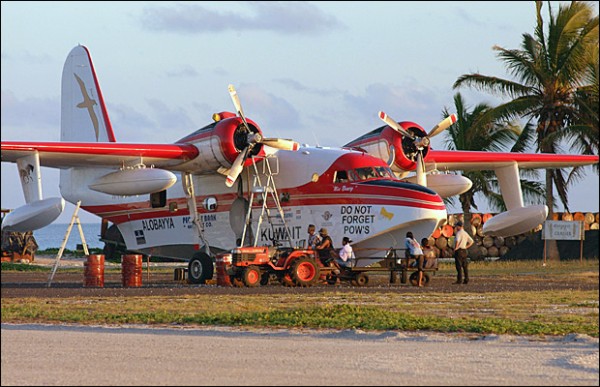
[174,112,266,174]
[404,173,472,198]
[345,121,429,173]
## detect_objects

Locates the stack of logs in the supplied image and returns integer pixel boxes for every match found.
[426,211,599,260]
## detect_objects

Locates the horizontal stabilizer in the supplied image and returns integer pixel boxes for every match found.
[1,197,65,232]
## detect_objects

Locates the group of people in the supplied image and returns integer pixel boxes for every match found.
[307,221,475,286]
[404,220,474,286]
[307,224,354,272]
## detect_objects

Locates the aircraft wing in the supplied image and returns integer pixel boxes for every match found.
[1,141,199,170]
[427,150,599,171]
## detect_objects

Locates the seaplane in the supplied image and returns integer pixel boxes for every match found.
[1,45,598,283]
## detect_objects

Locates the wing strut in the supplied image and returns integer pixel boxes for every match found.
[182,172,211,255]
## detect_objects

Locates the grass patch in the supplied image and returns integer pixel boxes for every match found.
[1,262,49,272]
[1,290,597,337]
[2,259,598,337]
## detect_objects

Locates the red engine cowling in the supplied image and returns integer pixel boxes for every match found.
[345,121,429,174]
[175,112,266,174]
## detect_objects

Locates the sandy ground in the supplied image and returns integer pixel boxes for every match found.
[1,324,598,386]
[2,256,599,386]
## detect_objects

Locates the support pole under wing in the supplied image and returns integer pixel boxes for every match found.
[182,172,211,255]
[16,152,43,203]
[494,162,523,210]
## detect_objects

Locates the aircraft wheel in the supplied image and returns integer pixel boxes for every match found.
[409,271,430,286]
[243,266,261,287]
[188,252,214,284]
[290,256,319,287]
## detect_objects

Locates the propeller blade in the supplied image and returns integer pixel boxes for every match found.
[225,147,249,188]
[428,114,457,138]
[378,111,414,139]
[261,138,300,151]
[228,84,251,132]
[416,151,427,187]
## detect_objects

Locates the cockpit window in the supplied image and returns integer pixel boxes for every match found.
[375,166,395,179]
[355,167,377,180]
[334,170,349,183]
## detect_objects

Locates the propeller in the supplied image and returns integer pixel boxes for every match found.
[378,111,457,187]
[225,84,300,187]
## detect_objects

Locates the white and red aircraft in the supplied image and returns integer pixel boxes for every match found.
[2,45,598,283]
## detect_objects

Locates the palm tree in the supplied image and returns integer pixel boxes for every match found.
[453,1,599,220]
[567,43,599,171]
[442,93,545,236]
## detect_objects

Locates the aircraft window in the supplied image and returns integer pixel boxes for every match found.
[335,170,349,183]
[348,170,359,181]
[355,167,377,180]
[375,166,394,178]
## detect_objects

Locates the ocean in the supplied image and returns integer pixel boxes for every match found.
[32,223,105,251]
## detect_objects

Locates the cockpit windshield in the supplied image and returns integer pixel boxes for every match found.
[334,166,395,183]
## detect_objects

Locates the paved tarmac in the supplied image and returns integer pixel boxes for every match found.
[1,323,598,386]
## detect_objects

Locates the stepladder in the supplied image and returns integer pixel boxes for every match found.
[47,200,89,287]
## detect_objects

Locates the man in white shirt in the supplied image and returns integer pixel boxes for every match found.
[336,236,354,269]
[453,221,474,284]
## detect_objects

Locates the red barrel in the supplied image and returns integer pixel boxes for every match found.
[122,254,143,287]
[84,254,105,287]
[215,253,232,287]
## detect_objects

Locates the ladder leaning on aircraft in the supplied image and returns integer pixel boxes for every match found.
[1,44,598,285]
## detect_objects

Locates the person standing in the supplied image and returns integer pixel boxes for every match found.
[453,221,474,284]
[405,231,425,287]
[307,224,321,250]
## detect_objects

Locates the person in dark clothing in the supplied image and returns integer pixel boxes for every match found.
[315,228,337,269]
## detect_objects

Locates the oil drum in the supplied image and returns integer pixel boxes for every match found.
[121,254,143,287]
[215,253,232,287]
[84,254,105,287]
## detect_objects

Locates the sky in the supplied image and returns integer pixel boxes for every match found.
[1,1,598,224]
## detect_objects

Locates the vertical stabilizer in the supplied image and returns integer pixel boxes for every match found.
[61,45,116,142]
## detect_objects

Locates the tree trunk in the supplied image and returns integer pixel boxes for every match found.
[545,169,559,261]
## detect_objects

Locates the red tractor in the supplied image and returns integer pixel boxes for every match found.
[226,246,325,287]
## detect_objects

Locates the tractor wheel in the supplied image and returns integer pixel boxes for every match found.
[260,272,270,286]
[242,266,261,287]
[326,273,338,285]
[409,271,430,286]
[354,273,369,287]
[188,252,214,284]
[278,273,295,287]
[231,276,244,288]
[290,256,319,287]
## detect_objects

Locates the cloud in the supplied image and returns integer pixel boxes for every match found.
[0,90,60,140]
[166,65,199,78]
[140,1,344,35]
[342,82,444,126]
[275,78,339,97]
[232,84,302,135]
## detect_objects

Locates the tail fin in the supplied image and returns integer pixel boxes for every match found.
[61,45,116,142]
